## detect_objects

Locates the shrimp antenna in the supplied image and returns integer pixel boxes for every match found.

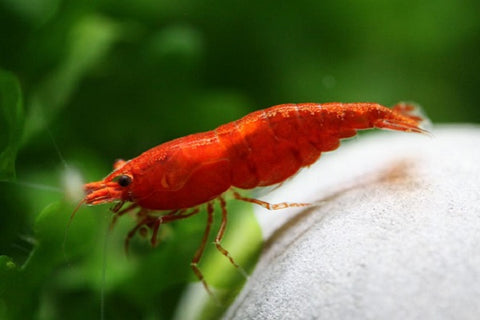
[63,198,86,262]
[47,127,69,169]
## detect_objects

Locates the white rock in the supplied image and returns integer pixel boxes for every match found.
[224,125,480,320]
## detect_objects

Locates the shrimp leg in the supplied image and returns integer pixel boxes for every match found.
[191,202,215,297]
[124,208,203,253]
[110,202,139,230]
[232,190,311,210]
[213,197,248,278]
[149,208,201,246]
[124,208,151,254]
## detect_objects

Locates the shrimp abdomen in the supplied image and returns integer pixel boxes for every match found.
[219,103,424,189]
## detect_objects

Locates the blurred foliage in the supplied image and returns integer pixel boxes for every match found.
[0,0,479,319]
[0,70,23,180]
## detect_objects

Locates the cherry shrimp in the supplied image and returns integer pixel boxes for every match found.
[71,102,427,296]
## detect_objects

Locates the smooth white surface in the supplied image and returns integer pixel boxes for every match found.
[224,125,480,320]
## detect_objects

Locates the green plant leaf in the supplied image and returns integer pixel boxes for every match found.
[0,255,18,319]
[0,200,101,320]
[0,69,24,181]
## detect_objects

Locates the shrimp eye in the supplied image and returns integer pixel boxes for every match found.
[116,175,132,187]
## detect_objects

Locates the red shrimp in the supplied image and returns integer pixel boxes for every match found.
[74,102,426,295]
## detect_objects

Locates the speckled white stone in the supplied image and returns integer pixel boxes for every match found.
[224,125,480,320]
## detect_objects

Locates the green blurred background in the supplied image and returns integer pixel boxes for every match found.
[1,0,479,319]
